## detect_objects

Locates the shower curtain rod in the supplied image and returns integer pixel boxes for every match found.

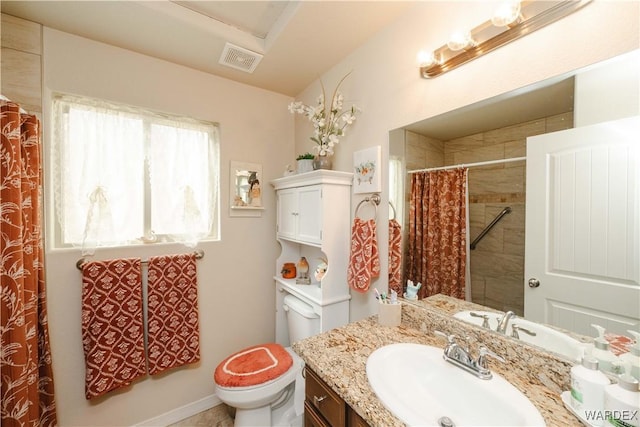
[407,156,526,174]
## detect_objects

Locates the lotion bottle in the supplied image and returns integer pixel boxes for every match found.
[571,355,611,426]
[618,330,640,381]
[591,324,620,374]
[603,363,640,427]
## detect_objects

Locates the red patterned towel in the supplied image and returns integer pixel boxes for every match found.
[147,253,200,375]
[347,218,380,293]
[388,219,403,295]
[81,258,146,399]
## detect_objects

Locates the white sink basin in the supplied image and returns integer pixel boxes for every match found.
[366,343,545,427]
[453,310,587,362]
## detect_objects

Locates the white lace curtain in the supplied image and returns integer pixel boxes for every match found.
[52,94,219,253]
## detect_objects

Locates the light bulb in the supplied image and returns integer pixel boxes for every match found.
[492,0,522,27]
[417,50,437,67]
[447,31,474,51]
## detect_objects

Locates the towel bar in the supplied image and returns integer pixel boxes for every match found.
[76,248,204,270]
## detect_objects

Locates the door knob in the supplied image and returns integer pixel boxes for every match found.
[528,278,540,288]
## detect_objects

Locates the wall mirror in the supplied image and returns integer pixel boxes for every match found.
[388,50,640,362]
[230,161,264,217]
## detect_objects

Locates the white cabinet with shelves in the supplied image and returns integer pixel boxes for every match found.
[271,170,353,346]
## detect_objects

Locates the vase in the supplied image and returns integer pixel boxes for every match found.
[313,155,333,170]
[296,159,314,174]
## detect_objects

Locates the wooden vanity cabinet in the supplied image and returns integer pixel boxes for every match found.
[304,367,368,427]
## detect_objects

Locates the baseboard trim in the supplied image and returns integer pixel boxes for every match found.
[134,394,222,427]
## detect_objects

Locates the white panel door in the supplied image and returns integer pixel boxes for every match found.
[525,116,640,336]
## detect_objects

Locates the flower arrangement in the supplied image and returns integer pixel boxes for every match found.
[288,72,359,156]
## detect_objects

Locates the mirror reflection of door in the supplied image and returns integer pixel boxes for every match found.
[525,116,640,336]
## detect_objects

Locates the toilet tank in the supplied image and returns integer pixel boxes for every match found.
[283,294,320,343]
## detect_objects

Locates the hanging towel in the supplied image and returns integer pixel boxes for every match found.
[81,258,146,400]
[388,218,403,296]
[347,218,380,292]
[147,253,200,375]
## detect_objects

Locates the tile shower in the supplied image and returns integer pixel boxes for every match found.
[402,111,574,315]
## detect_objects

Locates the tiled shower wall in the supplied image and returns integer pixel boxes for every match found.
[404,111,573,315]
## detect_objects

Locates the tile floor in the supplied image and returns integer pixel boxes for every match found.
[167,404,233,427]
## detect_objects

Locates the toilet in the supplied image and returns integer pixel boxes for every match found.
[214,294,320,427]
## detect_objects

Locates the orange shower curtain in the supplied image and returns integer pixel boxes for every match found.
[407,168,468,300]
[1,101,58,426]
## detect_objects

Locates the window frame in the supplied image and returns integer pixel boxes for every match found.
[49,93,221,250]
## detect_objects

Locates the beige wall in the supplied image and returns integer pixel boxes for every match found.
[292,0,640,321]
[39,26,294,427]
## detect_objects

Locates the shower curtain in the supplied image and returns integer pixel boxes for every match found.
[407,168,468,300]
[1,101,58,426]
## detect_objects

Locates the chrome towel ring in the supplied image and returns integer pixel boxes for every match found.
[355,194,381,219]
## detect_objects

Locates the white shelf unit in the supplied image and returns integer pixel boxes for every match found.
[271,170,353,346]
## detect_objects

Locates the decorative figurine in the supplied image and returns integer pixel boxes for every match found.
[314,258,328,282]
[249,179,262,207]
[296,256,310,285]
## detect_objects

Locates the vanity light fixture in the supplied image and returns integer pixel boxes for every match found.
[419,0,592,78]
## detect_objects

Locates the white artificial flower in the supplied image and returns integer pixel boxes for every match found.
[288,72,359,156]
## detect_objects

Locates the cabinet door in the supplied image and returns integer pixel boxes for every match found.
[277,188,297,240]
[296,185,322,244]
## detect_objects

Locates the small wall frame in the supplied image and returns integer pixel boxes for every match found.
[353,146,382,194]
[230,161,264,217]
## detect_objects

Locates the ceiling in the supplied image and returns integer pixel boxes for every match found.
[404,76,575,140]
[1,0,413,96]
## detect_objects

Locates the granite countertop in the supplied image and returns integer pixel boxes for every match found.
[292,296,582,427]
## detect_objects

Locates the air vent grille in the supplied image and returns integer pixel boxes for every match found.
[219,42,263,73]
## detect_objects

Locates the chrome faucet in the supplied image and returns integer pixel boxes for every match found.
[469,311,490,329]
[495,310,516,334]
[511,324,537,340]
[434,331,505,380]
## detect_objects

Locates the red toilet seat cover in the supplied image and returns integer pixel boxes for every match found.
[214,343,293,387]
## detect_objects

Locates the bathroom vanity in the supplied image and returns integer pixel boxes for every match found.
[293,295,582,427]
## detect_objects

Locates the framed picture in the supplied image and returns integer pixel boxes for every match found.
[229,161,264,217]
[353,146,381,194]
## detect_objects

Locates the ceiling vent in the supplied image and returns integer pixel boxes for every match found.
[219,42,263,73]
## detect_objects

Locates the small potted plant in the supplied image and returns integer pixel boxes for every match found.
[296,153,315,174]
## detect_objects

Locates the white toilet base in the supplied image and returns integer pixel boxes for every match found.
[232,389,302,427]
[233,405,271,427]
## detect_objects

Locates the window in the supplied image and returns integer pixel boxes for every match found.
[51,94,219,252]
[389,156,404,227]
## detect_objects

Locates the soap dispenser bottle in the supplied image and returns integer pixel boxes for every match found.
[571,355,611,427]
[618,330,640,381]
[603,363,640,427]
[591,324,620,374]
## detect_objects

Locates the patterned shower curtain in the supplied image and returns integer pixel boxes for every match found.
[1,101,57,426]
[407,168,468,300]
